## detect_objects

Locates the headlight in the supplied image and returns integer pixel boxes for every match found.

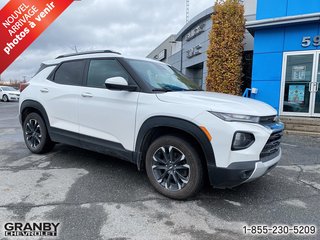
[209,111,260,123]
[232,132,255,150]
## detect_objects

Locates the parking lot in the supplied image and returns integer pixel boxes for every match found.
[0,102,319,240]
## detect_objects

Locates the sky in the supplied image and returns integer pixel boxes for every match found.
[0,0,214,81]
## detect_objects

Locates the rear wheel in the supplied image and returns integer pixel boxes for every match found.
[2,95,9,102]
[145,135,203,200]
[23,112,54,154]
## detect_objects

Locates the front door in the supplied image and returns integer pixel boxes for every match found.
[78,59,139,152]
[280,51,320,117]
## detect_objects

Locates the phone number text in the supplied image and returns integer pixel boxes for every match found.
[243,225,317,235]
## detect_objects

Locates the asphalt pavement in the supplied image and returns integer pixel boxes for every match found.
[0,102,319,240]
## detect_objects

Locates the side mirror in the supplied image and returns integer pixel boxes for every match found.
[105,77,137,92]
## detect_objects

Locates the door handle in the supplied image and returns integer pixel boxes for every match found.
[309,82,313,92]
[81,92,93,98]
[309,82,317,92]
[40,88,49,93]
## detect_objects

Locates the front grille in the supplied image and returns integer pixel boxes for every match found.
[260,130,283,162]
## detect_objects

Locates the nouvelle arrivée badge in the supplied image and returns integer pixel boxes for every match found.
[0,0,74,74]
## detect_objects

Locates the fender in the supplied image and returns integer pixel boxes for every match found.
[134,116,216,170]
[20,100,50,128]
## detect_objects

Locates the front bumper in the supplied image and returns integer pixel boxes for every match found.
[208,148,281,188]
[8,95,20,101]
[193,111,284,188]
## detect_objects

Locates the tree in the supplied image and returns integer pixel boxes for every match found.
[206,0,245,95]
[70,45,79,53]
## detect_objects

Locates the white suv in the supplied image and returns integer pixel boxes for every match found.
[19,50,284,199]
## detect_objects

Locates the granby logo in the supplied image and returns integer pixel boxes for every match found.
[4,222,60,237]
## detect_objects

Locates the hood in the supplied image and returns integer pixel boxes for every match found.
[5,90,20,95]
[156,91,277,116]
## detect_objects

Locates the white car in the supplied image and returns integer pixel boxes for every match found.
[19,50,284,199]
[0,86,20,102]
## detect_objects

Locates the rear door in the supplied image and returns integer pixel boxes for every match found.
[39,60,86,134]
[78,58,139,152]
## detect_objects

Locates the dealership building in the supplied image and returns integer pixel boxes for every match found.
[147,0,320,118]
[147,0,256,91]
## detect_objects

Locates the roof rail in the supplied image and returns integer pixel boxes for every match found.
[56,50,121,59]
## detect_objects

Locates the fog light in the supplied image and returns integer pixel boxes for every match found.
[240,170,254,179]
[232,132,255,150]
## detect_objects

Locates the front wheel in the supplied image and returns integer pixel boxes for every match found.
[2,95,9,102]
[23,112,55,154]
[145,135,203,200]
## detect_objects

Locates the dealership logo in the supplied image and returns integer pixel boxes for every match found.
[186,23,206,41]
[4,222,60,237]
[154,49,167,61]
[187,44,202,58]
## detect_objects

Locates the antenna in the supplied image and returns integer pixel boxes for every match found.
[186,0,190,23]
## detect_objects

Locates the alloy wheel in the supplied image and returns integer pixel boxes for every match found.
[152,146,190,191]
[25,119,42,149]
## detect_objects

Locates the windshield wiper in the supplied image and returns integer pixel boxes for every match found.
[152,88,172,92]
[180,89,203,91]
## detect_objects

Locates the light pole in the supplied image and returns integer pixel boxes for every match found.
[186,0,190,23]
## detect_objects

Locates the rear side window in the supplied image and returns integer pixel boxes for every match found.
[54,60,85,86]
[87,59,129,88]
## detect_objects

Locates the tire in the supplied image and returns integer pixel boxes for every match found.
[145,135,203,200]
[23,112,55,154]
[2,95,9,102]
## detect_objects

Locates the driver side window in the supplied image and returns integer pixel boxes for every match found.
[87,59,130,88]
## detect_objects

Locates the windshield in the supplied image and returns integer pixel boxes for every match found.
[2,86,16,91]
[126,59,201,91]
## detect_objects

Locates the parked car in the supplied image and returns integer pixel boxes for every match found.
[0,86,20,102]
[19,50,284,199]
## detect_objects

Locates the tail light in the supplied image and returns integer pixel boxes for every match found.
[19,83,29,92]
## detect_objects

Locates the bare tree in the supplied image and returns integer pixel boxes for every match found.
[70,45,79,53]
